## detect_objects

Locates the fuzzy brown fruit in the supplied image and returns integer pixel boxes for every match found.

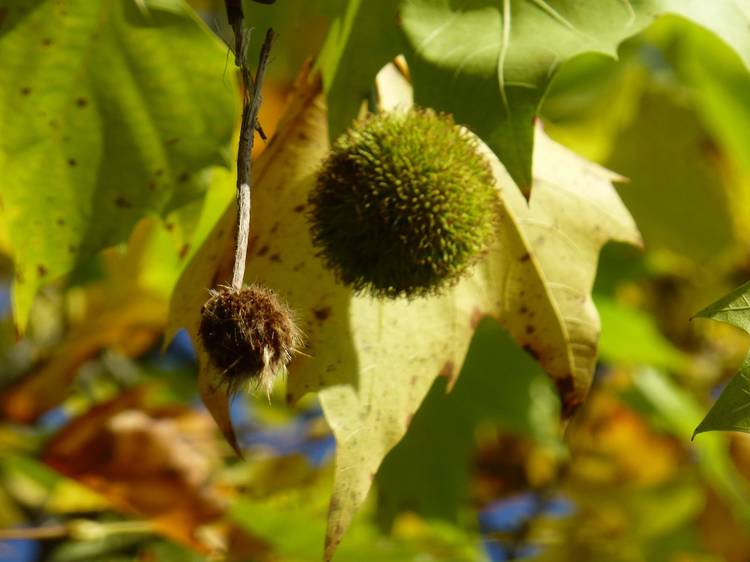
[198,284,301,395]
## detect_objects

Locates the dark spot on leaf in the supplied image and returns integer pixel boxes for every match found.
[154,169,164,177]
[56,218,65,226]
[522,344,539,361]
[179,244,190,259]
[297,130,309,142]
[554,377,581,418]
[15,271,25,284]
[166,138,180,145]
[147,180,157,191]
[269,253,281,263]
[525,324,535,335]
[165,223,174,231]
[519,305,528,315]
[68,245,77,253]
[37,264,48,277]
[313,307,331,321]
[439,361,454,378]
[20,87,31,96]
[406,412,414,427]
[410,375,417,386]
[293,204,305,213]
[41,37,53,46]
[115,196,132,208]
[519,252,530,262]
[177,172,189,183]
[257,245,269,257]
[292,262,305,272]
[75,97,88,108]
[270,221,280,234]
[67,158,76,167]
[49,119,59,129]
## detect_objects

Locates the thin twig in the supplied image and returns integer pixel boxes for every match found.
[223,2,275,290]
[0,520,153,541]
[0,525,68,540]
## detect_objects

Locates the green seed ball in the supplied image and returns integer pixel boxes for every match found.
[308,108,498,298]
[199,284,301,395]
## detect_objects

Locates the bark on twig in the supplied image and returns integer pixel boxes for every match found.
[223,1,275,290]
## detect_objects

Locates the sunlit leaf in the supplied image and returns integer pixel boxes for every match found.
[596,296,690,371]
[401,0,750,195]
[0,220,176,422]
[230,489,483,562]
[169,60,640,559]
[673,22,750,245]
[0,0,237,329]
[316,0,401,140]
[376,318,560,527]
[606,89,737,264]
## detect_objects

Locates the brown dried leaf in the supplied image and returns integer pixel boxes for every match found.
[42,389,225,552]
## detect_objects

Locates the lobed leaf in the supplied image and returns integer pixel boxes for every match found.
[320,0,750,195]
[168,62,640,559]
[0,0,237,328]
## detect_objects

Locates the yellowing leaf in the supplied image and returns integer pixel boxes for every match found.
[0,219,180,423]
[168,63,640,560]
[0,0,237,329]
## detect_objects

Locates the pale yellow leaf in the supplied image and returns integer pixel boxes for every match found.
[167,62,641,560]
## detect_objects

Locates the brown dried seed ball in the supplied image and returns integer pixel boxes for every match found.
[198,284,301,395]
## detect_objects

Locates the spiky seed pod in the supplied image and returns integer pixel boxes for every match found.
[198,284,301,395]
[308,108,498,298]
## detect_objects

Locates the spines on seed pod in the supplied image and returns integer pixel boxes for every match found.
[308,108,498,298]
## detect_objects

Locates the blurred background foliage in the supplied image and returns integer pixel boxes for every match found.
[3,2,750,562]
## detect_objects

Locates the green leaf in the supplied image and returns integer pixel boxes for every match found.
[230,489,483,562]
[596,296,689,371]
[672,22,750,243]
[694,281,750,436]
[0,0,237,329]
[694,280,750,334]
[694,359,750,436]
[168,66,640,560]
[316,0,402,140]
[401,0,750,195]
[606,88,737,263]
[376,318,560,527]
